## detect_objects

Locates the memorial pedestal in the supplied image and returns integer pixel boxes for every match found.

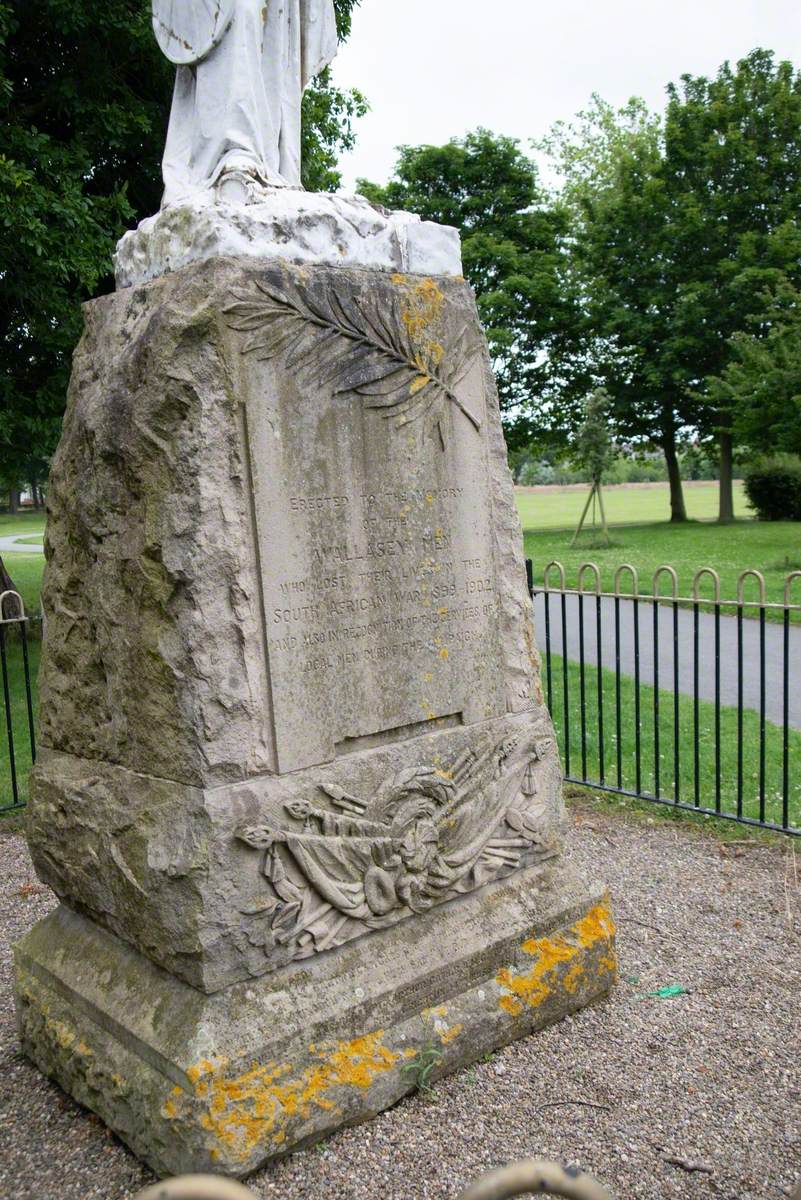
[14,248,614,1176]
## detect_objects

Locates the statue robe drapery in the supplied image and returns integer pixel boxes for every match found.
[161,0,338,205]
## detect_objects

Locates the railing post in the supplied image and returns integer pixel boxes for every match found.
[0,589,35,812]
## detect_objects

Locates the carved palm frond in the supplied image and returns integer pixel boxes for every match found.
[223,275,482,445]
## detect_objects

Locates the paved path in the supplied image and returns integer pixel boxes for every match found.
[533,592,801,729]
[0,534,43,555]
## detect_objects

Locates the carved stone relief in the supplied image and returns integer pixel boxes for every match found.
[236,729,558,967]
[224,273,483,448]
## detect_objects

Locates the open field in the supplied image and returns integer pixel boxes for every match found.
[515,479,750,530]
[3,482,794,617]
[0,512,45,538]
[517,485,801,618]
[523,519,801,613]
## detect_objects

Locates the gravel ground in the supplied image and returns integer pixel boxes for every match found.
[1,802,799,1200]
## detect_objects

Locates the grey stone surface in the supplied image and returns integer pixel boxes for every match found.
[18,252,611,1173]
[114,193,464,289]
[15,863,615,1178]
[36,258,531,789]
[29,710,563,993]
[28,255,564,990]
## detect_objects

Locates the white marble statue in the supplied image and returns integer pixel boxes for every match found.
[116,0,463,285]
[153,0,338,205]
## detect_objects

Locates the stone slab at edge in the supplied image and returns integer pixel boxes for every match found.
[114,191,463,289]
[15,861,615,1178]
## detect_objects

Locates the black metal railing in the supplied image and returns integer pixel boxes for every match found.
[528,559,801,837]
[0,589,37,813]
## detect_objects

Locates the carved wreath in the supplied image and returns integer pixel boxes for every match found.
[223,275,482,448]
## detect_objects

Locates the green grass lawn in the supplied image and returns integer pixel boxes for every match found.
[517,486,801,618]
[0,512,46,615]
[0,511,46,537]
[545,652,800,832]
[0,634,39,812]
[515,479,750,530]
[0,554,45,615]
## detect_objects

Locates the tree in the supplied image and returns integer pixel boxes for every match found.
[570,389,614,546]
[709,281,801,457]
[663,50,801,521]
[543,97,693,522]
[303,0,367,191]
[358,129,575,449]
[546,54,801,524]
[0,0,364,505]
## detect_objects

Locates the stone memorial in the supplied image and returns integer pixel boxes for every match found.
[14,0,615,1179]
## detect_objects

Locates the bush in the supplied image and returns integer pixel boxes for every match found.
[743,456,801,520]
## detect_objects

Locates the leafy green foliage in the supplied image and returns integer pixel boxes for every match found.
[709,282,801,456]
[572,389,614,485]
[0,0,171,497]
[0,0,363,497]
[399,1040,443,1097]
[358,130,574,448]
[543,53,801,522]
[743,456,801,521]
[664,51,801,389]
[301,57,367,192]
[542,97,694,521]
[663,50,801,516]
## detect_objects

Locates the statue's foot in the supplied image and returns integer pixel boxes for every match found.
[215,165,294,205]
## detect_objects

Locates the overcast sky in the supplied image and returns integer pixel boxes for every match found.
[331,0,801,190]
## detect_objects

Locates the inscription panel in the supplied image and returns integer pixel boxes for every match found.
[238,275,508,772]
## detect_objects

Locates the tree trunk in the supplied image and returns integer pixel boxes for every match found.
[718,430,734,523]
[8,487,19,514]
[662,436,687,523]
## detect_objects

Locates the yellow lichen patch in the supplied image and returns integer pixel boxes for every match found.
[162,1098,178,1119]
[392,276,447,378]
[439,1023,464,1046]
[176,1032,403,1164]
[46,1016,77,1051]
[561,961,584,995]
[497,903,616,1016]
[186,1057,220,1085]
[438,647,449,660]
[422,1005,448,1020]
